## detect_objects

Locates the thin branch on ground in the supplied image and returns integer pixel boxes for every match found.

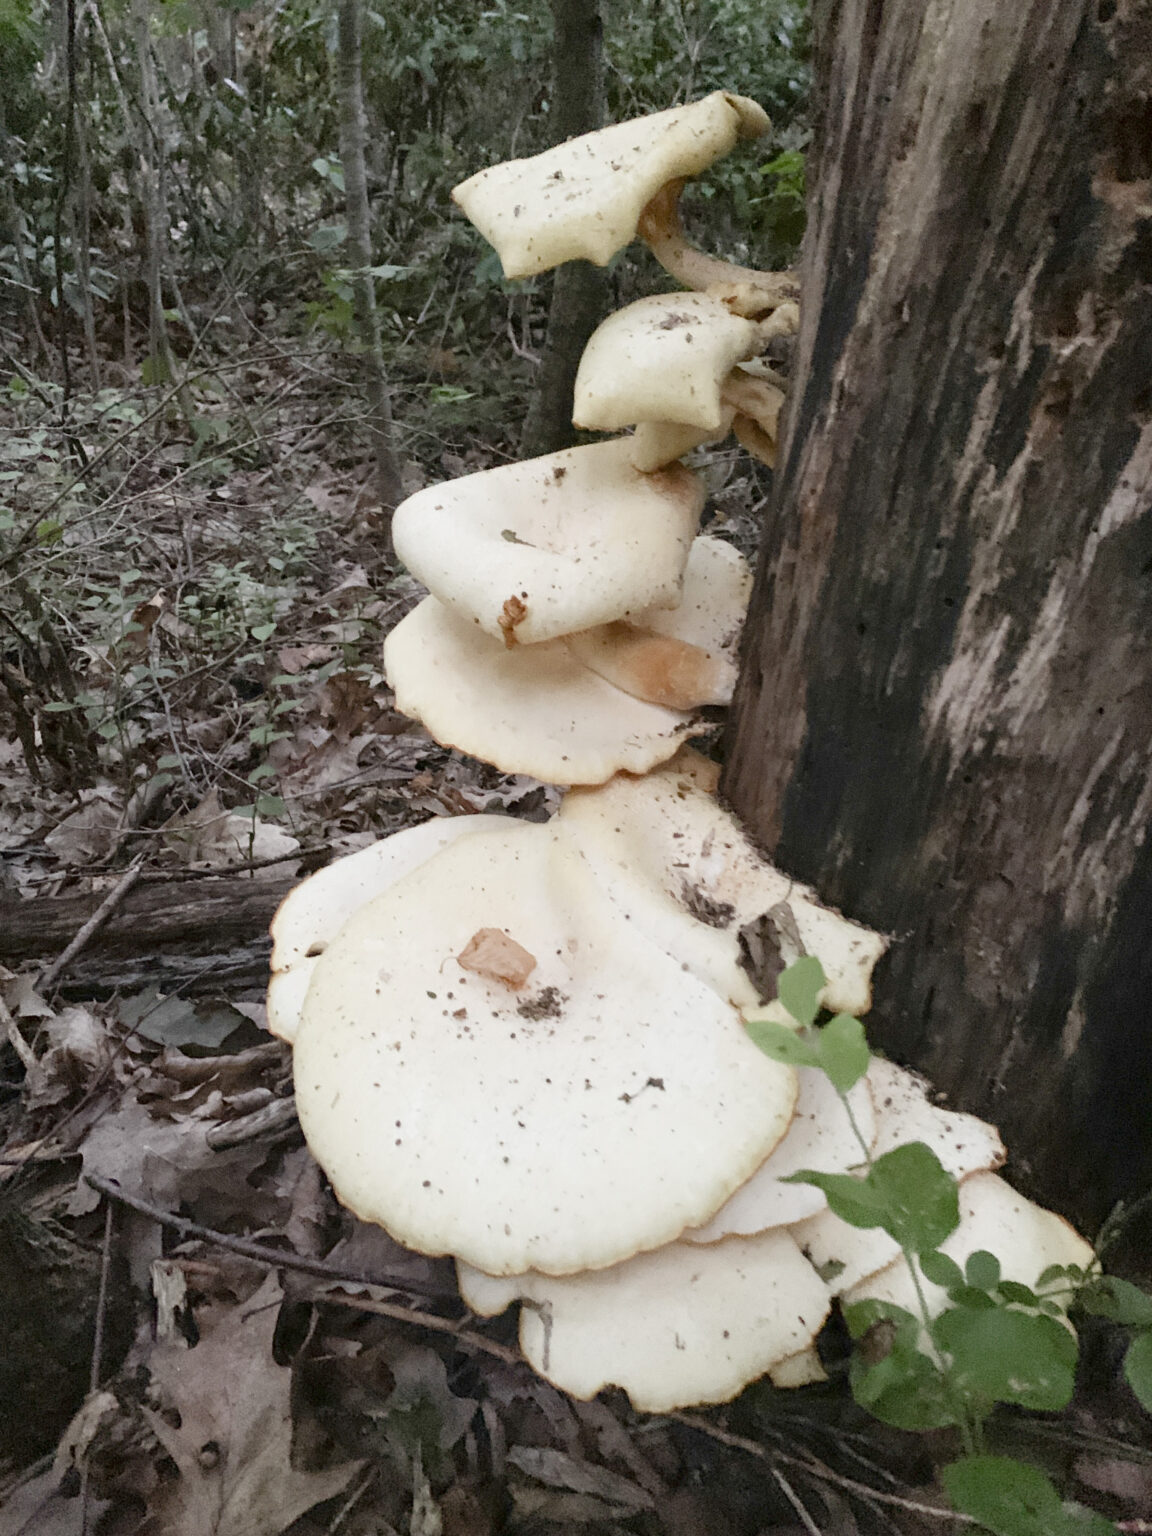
[38,856,145,991]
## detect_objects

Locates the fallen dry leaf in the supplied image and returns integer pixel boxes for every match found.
[140,1273,360,1536]
[456,928,536,989]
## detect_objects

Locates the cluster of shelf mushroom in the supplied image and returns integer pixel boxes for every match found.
[268,93,1093,1413]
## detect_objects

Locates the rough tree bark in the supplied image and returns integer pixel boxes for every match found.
[724,0,1152,1231]
[338,0,404,525]
[519,0,610,459]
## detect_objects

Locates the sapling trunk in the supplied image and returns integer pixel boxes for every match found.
[519,0,610,459]
[337,0,404,531]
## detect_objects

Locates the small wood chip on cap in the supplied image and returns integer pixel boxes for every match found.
[267,815,524,1042]
[458,1229,830,1413]
[383,595,701,786]
[457,928,537,989]
[293,820,798,1277]
[392,438,704,647]
[452,92,769,280]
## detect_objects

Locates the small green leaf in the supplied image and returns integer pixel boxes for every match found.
[1079,1276,1152,1328]
[919,1250,965,1289]
[794,1143,959,1251]
[251,621,276,641]
[933,1306,1078,1413]
[966,1250,1002,1291]
[777,956,825,1026]
[815,1012,870,1092]
[1123,1330,1152,1414]
[744,1016,821,1070]
[786,1167,888,1228]
[947,1284,999,1311]
[1036,1264,1072,1288]
[997,1280,1040,1308]
[943,1455,1118,1536]
[844,1302,956,1430]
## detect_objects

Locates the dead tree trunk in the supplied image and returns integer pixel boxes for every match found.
[724,0,1152,1232]
[519,0,610,459]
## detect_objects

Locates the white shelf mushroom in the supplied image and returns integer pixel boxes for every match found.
[452,91,770,280]
[292,818,799,1278]
[456,1229,831,1414]
[391,439,705,647]
[266,814,530,1043]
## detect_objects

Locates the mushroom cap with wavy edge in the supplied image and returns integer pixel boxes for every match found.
[768,1347,829,1389]
[684,1066,877,1242]
[790,1058,1008,1293]
[456,1229,830,1413]
[266,814,526,1044]
[452,92,769,281]
[554,753,887,1013]
[293,819,799,1277]
[391,440,704,648]
[566,536,752,708]
[842,1171,1094,1320]
[383,595,702,785]
[572,293,765,434]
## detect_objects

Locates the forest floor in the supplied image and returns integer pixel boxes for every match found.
[0,332,1149,1536]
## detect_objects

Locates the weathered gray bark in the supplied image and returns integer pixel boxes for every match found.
[519,0,610,459]
[725,0,1152,1229]
[338,0,404,527]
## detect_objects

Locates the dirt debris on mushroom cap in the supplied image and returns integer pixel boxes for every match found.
[383,595,704,785]
[790,1058,1009,1293]
[554,754,887,1014]
[392,440,704,649]
[267,815,527,1043]
[572,292,766,435]
[684,1065,878,1242]
[292,818,799,1277]
[452,91,769,281]
[456,1228,831,1414]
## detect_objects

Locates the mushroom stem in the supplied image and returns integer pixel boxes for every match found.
[637,180,799,319]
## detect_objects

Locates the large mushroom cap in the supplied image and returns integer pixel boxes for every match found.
[452,92,769,280]
[572,293,765,434]
[267,815,525,1043]
[382,595,702,785]
[555,755,887,1014]
[392,440,704,647]
[457,1230,831,1413]
[293,820,798,1277]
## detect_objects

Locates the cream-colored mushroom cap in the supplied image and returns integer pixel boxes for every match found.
[843,1172,1094,1320]
[456,1229,830,1413]
[293,820,798,1277]
[573,293,764,433]
[685,1066,877,1241]
[565,536,752,710]
[392,441,703,648]
[452,92,769,280]
[791,1059,1009,1293]
[383,595,704,785]
[555,757,887,1014]
[266,815,525,1043]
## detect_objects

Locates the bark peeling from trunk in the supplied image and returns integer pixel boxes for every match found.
[725,0,1152,1226]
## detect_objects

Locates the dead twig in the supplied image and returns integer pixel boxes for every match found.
[84,1172,457,1302]
[38,856,145,991]
[319,1291,522,1368]
[669,1412,976,1525]
[205,1096,299,1148]
[0,994,39,1072]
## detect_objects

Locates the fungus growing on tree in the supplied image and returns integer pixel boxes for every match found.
[272,90,1094,1417]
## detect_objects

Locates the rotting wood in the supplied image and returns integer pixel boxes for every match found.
[0,874,295,961]
[725,0,1152,1229]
